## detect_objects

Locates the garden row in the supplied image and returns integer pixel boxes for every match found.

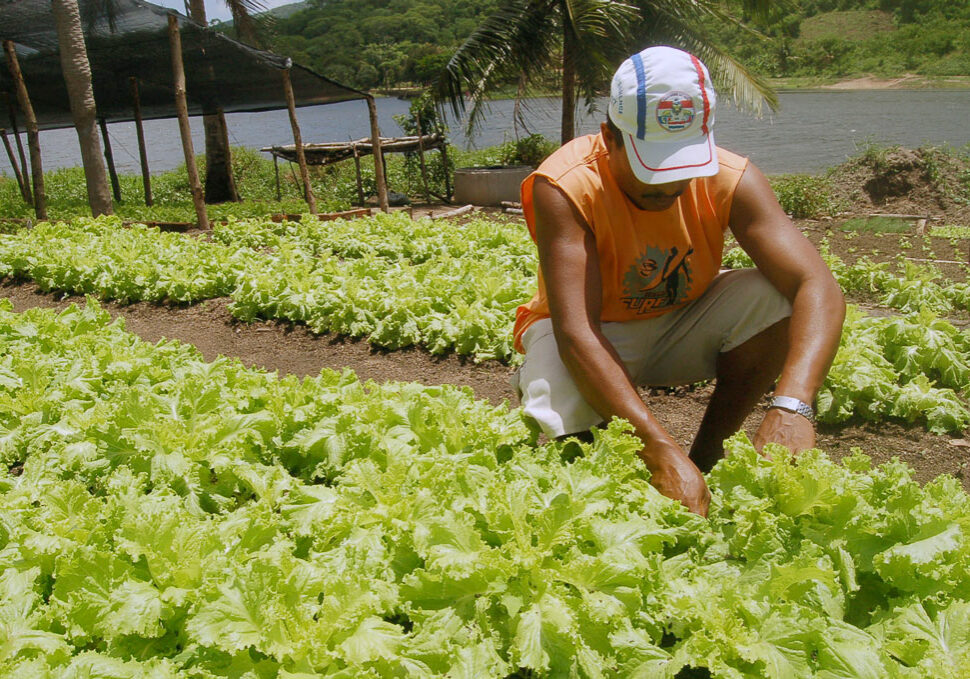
[0,214,534,361]
[2,301,968,677]
[2,215,970,433]
[4,214,970,433]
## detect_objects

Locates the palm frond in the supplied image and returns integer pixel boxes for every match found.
[224,0,274,47]
[433,0,779,139]
[564,0,638,40]
[433,0,562,135]
[566,0,640,99]
[627,0,778,114]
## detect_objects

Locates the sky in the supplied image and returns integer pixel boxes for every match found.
[149,0,301,23]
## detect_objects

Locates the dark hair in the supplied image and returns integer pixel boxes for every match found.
[605,115,624,148]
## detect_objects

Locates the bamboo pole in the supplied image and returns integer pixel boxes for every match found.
[167,14,208,229]
[4,40,46,219]
[273,153,281,201]
[281,65,316,214]
[7,99,31,204]
[415,112,431,203]
[129,77,153,206]
[98,117,122,203]
[0,128,27,201]
[352,143,364,207]
[365,95,389,212]
[438,131,452,202]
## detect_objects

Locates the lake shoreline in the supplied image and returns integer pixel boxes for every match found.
[465,74,970,101]
[772,74,970,91]
[3,90,968,178]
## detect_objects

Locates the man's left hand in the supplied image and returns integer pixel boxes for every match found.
[753,408,815,455]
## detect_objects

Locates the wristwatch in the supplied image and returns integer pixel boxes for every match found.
[769,395,815,423]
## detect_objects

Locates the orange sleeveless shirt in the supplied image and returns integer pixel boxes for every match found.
[514,133,748,353]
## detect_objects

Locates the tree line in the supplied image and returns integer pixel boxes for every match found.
[706,0,970,79]
[271,0,969,92]
[271,0,499,90]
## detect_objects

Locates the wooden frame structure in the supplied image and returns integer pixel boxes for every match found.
[3,39,45,219]
[263,131,449,207]
[2,4,375,226]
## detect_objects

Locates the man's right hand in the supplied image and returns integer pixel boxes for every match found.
[637,438,711,517]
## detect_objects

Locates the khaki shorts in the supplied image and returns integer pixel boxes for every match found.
[511,269,792,438]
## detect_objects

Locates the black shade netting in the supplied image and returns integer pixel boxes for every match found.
[0,0,365,131]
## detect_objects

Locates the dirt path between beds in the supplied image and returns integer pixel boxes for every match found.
[6,279,967,492]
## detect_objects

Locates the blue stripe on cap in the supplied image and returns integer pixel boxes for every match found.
[631,52,647,140]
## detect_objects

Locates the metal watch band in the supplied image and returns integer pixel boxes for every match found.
[769,395,815,423]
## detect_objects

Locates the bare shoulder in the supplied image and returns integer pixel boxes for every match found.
[532,176,591,241]
[729,161,790,231]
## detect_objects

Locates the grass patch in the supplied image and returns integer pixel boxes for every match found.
[0,144,505,223]
[841,216,916,233]
[770,174,842,219]
[797,10,895,44]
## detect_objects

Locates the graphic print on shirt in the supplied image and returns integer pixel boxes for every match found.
[621,245,693,313]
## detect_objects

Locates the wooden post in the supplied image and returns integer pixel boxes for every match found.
[167,14,208,229]
[438,132,452,202]
[352,143,364,207]
[7,99,31,204]
[98,117,122,203]
[4,40,46,219]
[366,95,389,213]
[0,128,28,201]
[273,152,281,201]
[129,77,153,206]
[280,65,317,214]
[415,113,431,203]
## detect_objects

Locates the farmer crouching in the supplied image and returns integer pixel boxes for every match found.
[512,46,845,516]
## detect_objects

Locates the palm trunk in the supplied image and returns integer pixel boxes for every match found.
[51,0,113,216]
[560,18,577,145]
[203,111,239,203]
[187,0,240,204]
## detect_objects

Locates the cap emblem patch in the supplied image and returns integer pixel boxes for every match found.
[655,91,695,132]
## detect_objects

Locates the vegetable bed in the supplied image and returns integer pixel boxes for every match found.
[2,301,968,678]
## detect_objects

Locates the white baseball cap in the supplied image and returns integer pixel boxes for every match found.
[608,45,718,184]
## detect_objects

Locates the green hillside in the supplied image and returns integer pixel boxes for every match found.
[263,1,309,20]
[709,0,970,81]
[266,0,970,91]
[270,0,497,90]
[797,9,895,42]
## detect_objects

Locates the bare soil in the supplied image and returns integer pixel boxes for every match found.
[825,146,970,226]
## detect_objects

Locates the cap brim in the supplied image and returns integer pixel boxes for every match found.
[624,131,719,184]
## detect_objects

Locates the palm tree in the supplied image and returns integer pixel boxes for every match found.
[436,0,778,145]
[51,0,113,216]
[53,0,269,208]
[186,0,270,204]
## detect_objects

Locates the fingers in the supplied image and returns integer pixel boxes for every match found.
[641,445,711,517]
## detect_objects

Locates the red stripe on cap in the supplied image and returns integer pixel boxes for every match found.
[627,132,713,172]
[689,55,711,135]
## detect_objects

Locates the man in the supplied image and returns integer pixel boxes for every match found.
[512,46,845,516]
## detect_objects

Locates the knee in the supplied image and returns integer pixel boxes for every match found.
[718,316,790,383]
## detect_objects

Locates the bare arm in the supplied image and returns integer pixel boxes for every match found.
[728,163,846,451]
[533,176,710,515]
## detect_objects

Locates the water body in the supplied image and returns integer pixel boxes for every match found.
[2,90,968,178]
